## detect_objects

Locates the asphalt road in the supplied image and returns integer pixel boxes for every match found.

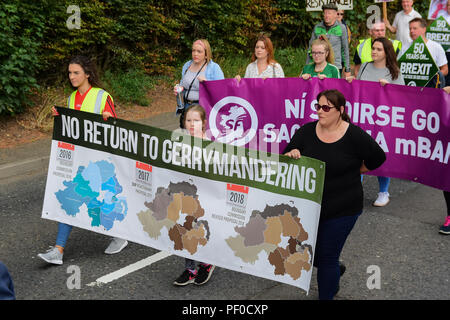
[0,112,448,304]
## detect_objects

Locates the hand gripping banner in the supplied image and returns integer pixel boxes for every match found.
[200,77,450,192]
[42,107,325,293]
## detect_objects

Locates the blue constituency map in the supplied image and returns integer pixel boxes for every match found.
[55,160,128,230]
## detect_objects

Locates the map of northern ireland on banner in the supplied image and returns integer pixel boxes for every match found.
[42,107,325,293]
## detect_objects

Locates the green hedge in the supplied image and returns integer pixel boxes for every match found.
[0,0,435,114]
[0,2,44,114]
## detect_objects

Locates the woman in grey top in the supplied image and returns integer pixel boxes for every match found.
[350,37,405,86]
[347,37,405,208]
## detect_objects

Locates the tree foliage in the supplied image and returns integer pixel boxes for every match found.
[0,0,435,114]
[0,1,44,114]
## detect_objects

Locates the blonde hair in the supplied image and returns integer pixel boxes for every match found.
[311,35,335,64]
[193,39,212,64]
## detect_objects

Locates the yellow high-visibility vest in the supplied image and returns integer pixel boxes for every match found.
[357,38,402,63]
[67,87,113,114]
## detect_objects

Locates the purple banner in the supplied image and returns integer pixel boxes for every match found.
[200,77,450,192]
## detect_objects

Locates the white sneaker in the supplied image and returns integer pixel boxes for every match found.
[104,237,128,254]
[37,247,63,265]
[373,192,390,207]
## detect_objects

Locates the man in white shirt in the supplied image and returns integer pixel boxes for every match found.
[409,17,448,86]
[385,0,422,53]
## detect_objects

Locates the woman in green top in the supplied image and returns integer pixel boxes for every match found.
[301,35,340,80]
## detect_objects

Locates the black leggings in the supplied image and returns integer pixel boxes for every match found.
[444,191,450,216]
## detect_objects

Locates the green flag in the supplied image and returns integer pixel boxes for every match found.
[398,36,439,87]
[426,16,450,51]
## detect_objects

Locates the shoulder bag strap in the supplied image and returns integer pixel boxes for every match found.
[358,62,369,79]
[184,60,207,101]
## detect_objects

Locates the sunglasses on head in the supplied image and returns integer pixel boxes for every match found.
[314,103,336,112]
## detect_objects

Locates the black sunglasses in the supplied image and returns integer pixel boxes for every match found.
[314,103,336,112]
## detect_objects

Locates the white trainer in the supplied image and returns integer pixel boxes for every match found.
[37,247,63,265]
[104,237,128,254]
[373,192,390,207]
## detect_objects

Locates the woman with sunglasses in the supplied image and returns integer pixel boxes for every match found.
[337,10,351,44]
[301,35,340,80]
[284,89,386,300]
[347,37,404,207]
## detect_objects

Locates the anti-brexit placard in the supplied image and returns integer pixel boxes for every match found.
[398,36,439,87]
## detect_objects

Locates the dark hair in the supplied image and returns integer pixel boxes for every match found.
[316,89,351,123]
[68,55,103,88]
[409,17,427,28]
[322,3,338,11]
[372,37,400,80]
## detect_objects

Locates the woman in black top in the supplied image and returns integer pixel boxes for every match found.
[284,89,386,299]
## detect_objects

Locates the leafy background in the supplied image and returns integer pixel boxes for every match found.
[0,0,433,114]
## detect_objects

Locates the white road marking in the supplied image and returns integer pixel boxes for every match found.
[86,251,172,287]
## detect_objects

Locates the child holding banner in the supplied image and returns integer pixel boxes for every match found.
[38,56,128,265]
[347,37,404,207]
[283,89,386,300]
[300,35,340,80]
[173,104,216,286]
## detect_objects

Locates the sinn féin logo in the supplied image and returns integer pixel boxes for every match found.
[208,96,258,146]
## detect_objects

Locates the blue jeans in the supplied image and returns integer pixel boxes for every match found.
[377,176,390,193]
[314,212,361,300]
[0,262,15,300]
[361,176,390,193]
[56,223,73,248]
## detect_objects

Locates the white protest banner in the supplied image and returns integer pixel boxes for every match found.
[428,0,448,20]
[42,107,325,293]
[306,0,353,12]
